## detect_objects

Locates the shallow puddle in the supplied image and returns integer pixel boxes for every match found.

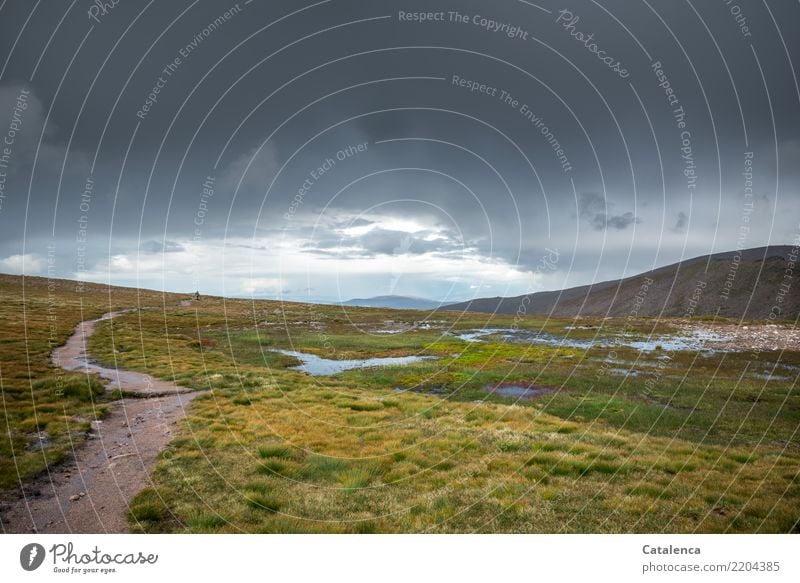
[484,384,556,399]
[452,327,730,352]
[271,349,437,376]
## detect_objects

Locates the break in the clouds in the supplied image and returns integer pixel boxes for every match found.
[0,1,798,302]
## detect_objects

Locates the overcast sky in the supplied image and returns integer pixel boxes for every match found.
[0,0,798,302]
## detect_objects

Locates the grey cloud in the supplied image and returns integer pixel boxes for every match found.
[578,192,641,231]
[1,0,798,301]
[672,212,688,233]
[357,229,457,256]
[303,226,462,259]
[140,240,185,253]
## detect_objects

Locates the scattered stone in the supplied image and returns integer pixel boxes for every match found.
[69,495,80,502]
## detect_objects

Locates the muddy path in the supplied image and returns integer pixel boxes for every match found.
[1,312,197,533]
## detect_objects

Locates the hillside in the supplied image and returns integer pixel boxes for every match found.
[443,246,799,320]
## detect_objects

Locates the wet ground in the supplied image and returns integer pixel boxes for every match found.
[1,312,197,534]
[54,312,193,397]
[271,349,438,376]
[483,384,557,400]
[449,327,731,352]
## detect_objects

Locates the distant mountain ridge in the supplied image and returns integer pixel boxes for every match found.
[342,295,444,310]
[442,246,799,320]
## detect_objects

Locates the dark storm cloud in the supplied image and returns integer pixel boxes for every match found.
[0,0,798,298]
[578,192,641,231]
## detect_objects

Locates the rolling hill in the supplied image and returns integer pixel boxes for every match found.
[443,245,799,320]
[342,295,444,310]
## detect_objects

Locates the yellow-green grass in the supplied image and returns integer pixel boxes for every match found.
[2,275,798,532]
[129,381,800,533]
[0,274,180,490]
[79,304,799,532]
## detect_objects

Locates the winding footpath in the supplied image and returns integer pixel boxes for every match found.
[1,312,196,533]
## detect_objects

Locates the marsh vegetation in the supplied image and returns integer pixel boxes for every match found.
[2,276,798,533]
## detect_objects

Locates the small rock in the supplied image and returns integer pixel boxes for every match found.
[69,494,80,502]
[79,492,86,498]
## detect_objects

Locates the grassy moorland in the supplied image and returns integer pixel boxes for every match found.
[1,275,797,532]
[75,294,800,533]
[0,274,178,491]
